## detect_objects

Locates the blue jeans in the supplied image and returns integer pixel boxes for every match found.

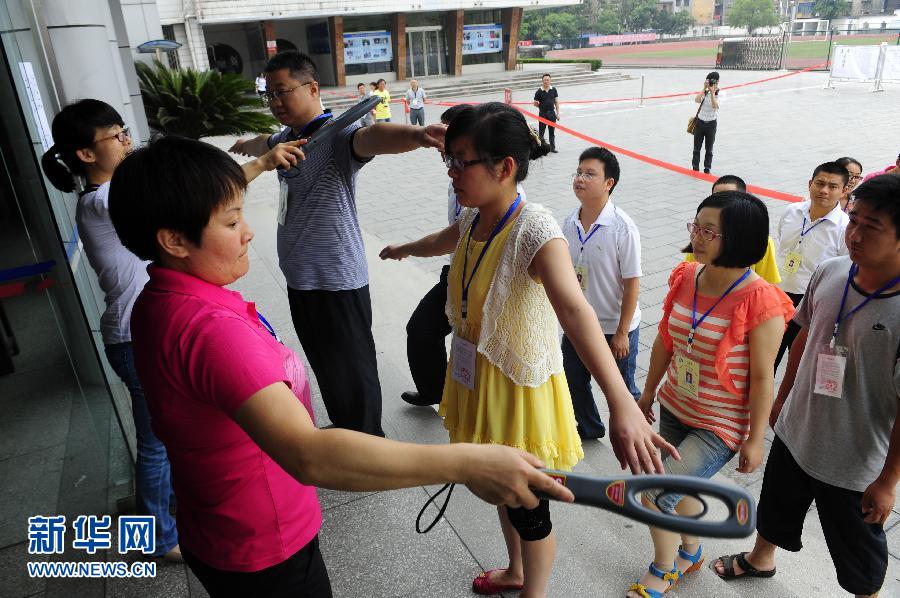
[409,107,425,126]
[105,342,178,555]
[645,407,736,513]
[561,328,640,438]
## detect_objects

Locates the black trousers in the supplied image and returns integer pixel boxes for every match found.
[406,265,451,403]
[774,292,804,372]
[538,111,557,149]
[183,537,333,598]
[692,118,717,171]
[288,285,385,437]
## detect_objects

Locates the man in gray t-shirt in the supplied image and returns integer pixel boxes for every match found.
[712,174,900,596]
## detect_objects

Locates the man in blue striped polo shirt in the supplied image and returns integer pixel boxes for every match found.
[230,51,446,436]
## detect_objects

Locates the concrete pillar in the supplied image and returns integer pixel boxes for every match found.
[445,9,464,76]
[501,7,523,71]
[35,0,151,144]
[328,16,345,87]
[262,20,277,58]
[391,13,406,81]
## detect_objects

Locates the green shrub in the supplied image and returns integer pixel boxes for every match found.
[517,58,603,71]
[136,60,278,139]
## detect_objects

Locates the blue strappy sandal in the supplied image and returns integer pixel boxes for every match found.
[627,561,679,598]
[677,543,705,578]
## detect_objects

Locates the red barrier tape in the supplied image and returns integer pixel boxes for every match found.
[516,107,803,203]
[503,63,828,106]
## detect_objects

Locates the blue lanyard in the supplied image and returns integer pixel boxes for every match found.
[576,221,601,255]
[831,264,900,348]
[257,312,279,342]
[460,195,521,319]
[454,199,462,219]
[797,216,825,245]
[687,267,752,352]
[296,113,332,138]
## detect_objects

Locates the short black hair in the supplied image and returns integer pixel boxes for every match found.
[356,82,365,88]
[264,50,318,83]
[542,73,551,79]
[108,136,247,261]
[578,146,620,194]
[440,104,468,125]
[445,102,551,183]
[712,174,746,192]
[812,161,849,186]
[852,174,900,239]
[706,71,720,81]
[377,78,386,85]
[682,191,769,268]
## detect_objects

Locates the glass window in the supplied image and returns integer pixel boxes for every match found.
[344,16,394,75]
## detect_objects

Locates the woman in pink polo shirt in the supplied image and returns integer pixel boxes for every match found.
[107,135,571,598]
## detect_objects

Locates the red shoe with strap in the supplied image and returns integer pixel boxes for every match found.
[472,569,524,595]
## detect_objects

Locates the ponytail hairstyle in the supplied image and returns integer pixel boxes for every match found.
[40,99,124,193]
[444,102,551,183]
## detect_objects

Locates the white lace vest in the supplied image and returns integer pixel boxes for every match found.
[447,203,565,387]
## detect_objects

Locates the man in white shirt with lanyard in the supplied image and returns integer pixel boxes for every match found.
[714,174,900,598]
[561,146,642,439]
[773,161,850,371]
[406,80,427,126]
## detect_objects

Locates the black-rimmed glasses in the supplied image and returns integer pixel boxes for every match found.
[443,155,502,172]
[92,127,131,145]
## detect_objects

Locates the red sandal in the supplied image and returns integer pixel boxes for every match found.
[472,569,524,595]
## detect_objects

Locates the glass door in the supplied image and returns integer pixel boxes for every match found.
[407,27,445,77]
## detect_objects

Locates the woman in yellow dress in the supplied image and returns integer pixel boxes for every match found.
[380,103,677,598]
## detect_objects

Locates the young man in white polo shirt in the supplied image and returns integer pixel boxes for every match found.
[773,161,850,370]
[562,147,641,439]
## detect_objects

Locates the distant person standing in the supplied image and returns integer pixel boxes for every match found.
[692,71,720,174]
[533,73,559,153]
[255,72,267,98]
[406,80,427,126]
[373,78,392,123]
[357,82,375,127]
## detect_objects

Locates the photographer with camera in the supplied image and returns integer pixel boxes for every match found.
[692,71,721,174]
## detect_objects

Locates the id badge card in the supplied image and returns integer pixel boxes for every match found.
[814,343,848,398]
[451,335,476,391]
[277,179,289,225]
[574,264,589,291]
[783,250,803,275]
[675,354,700,399]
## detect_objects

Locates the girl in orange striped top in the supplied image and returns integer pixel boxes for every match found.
[626,191,794,598]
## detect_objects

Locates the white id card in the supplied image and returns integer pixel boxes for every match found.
[451,335,476,391]
[574,264,589,291]
[783,250,802,275]
[814,343,848,398]
[277,179,289,225]
[675,354,700,399]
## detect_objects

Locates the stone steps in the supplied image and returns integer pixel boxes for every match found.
[320,67,631,112]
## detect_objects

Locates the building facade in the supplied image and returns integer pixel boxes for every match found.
[155,0,579,86]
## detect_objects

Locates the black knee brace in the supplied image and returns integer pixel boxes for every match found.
[506,499,552,542]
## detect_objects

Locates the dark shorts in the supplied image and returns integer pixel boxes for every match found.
[757,436,888,595]
[183,536,332,598]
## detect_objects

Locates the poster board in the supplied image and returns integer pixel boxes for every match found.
[462,24,503,55]
[343,31,392,65]
[830,45,880,80]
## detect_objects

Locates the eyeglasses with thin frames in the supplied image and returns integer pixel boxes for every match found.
[262,81,313,106]
[687,222,723,242]
[92,127,130,145]
[573,171,596,182]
